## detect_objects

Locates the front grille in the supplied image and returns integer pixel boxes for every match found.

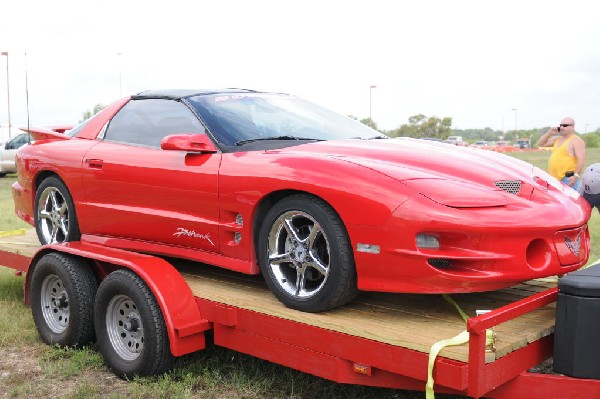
[494,180,521,195]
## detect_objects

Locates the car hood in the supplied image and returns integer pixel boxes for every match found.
[281,138,533,181]
[272,138,573,207]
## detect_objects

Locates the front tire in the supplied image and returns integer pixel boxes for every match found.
[258,194,358,312]
[95,269,174,378]
[30,253,98,347]
[34,176,80,245]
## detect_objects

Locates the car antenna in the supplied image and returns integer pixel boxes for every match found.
[25,52,31,144]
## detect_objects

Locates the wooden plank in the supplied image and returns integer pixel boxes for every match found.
[178,262,556,363]
[0,229,40,264]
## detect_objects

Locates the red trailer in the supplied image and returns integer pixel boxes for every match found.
[1,230,599,398]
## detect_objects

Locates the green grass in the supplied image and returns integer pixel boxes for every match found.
[0,173,29,231]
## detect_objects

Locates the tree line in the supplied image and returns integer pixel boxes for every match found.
[357,114,600,148]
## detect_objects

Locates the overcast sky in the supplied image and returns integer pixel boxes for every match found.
[1,0,599,139]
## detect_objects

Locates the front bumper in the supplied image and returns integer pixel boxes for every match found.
[352,193,591,294]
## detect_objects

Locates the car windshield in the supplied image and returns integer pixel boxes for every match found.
[186,93,387,147]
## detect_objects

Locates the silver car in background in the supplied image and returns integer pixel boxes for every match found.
[0,133,31,177]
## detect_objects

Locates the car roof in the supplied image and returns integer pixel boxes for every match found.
[132,88,262,100]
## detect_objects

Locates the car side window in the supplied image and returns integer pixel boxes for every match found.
[103,99,204,148]
[6,133,30,149]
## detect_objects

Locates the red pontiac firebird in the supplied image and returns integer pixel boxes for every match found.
[12,89,592,312]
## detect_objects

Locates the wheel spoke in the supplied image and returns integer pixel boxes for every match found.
[40,210,51,220]
[58,202,68,217]
[295,268,306,296]
[49,191,60,211]
[50,226,58,244]
[269,252,293,265]
[59,219,69,237]
[304,224,321,249]
[283,217,302,242]
[306,253,328,277]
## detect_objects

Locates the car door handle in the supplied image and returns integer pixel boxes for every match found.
[85,159,103,169]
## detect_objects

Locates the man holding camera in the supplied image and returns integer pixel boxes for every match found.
[536,117,586,191]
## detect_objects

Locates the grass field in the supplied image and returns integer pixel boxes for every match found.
[0,149,598,398]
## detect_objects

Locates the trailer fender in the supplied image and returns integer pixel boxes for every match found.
[26,242,210,357]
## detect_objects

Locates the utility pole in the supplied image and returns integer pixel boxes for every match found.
[1,52,11,138]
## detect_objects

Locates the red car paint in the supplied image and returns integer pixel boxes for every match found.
[12,91,592,294]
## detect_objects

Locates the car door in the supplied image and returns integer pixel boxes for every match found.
[79,98,221,252]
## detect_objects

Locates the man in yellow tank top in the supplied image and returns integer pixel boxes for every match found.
[536,117,586,191]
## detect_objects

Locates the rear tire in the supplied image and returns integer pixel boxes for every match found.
[30,253,97,347]
[95,269,174,378]
[34,176,80,245]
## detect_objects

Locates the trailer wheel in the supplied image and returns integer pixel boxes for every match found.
[95,269,174,378]
[34,176,80,245]
[258,194,358,312]
[30,252,97,347]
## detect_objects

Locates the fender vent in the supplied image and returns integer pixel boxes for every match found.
[428,258,451,269]
[494,180,521,195]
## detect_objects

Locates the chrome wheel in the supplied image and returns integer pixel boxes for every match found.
[40,274,69,334]
[37,186,70,244]
[105,295,144,361]
[267,210,330,299]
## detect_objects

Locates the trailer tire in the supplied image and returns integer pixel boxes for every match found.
[95,269,174,378]
[30,252,97,347]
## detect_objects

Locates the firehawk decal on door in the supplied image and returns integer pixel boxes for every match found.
[173,228,215,246]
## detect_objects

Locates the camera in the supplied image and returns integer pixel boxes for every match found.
[557,126,561,132]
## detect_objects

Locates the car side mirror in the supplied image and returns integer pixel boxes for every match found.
[160,133,218,153]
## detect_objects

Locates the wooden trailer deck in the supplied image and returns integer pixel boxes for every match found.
[0,229,557,364]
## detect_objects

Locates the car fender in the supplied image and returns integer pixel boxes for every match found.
[220,152,414,228]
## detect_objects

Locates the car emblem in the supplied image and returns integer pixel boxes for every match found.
[565,231,581,257]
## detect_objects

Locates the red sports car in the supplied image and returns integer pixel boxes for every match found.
[13,89,592,312]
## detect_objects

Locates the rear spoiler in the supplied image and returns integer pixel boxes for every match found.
[19,125,74,142]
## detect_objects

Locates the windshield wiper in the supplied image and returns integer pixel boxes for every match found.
[235,136,322,146]
[368,136,389,140]
[348,135,389,140]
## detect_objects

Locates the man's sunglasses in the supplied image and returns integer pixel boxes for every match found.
[559,124,573,127]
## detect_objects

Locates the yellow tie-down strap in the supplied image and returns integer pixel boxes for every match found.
[0,228,28,245]
[425,295,496,399]
[0,228,26,239]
